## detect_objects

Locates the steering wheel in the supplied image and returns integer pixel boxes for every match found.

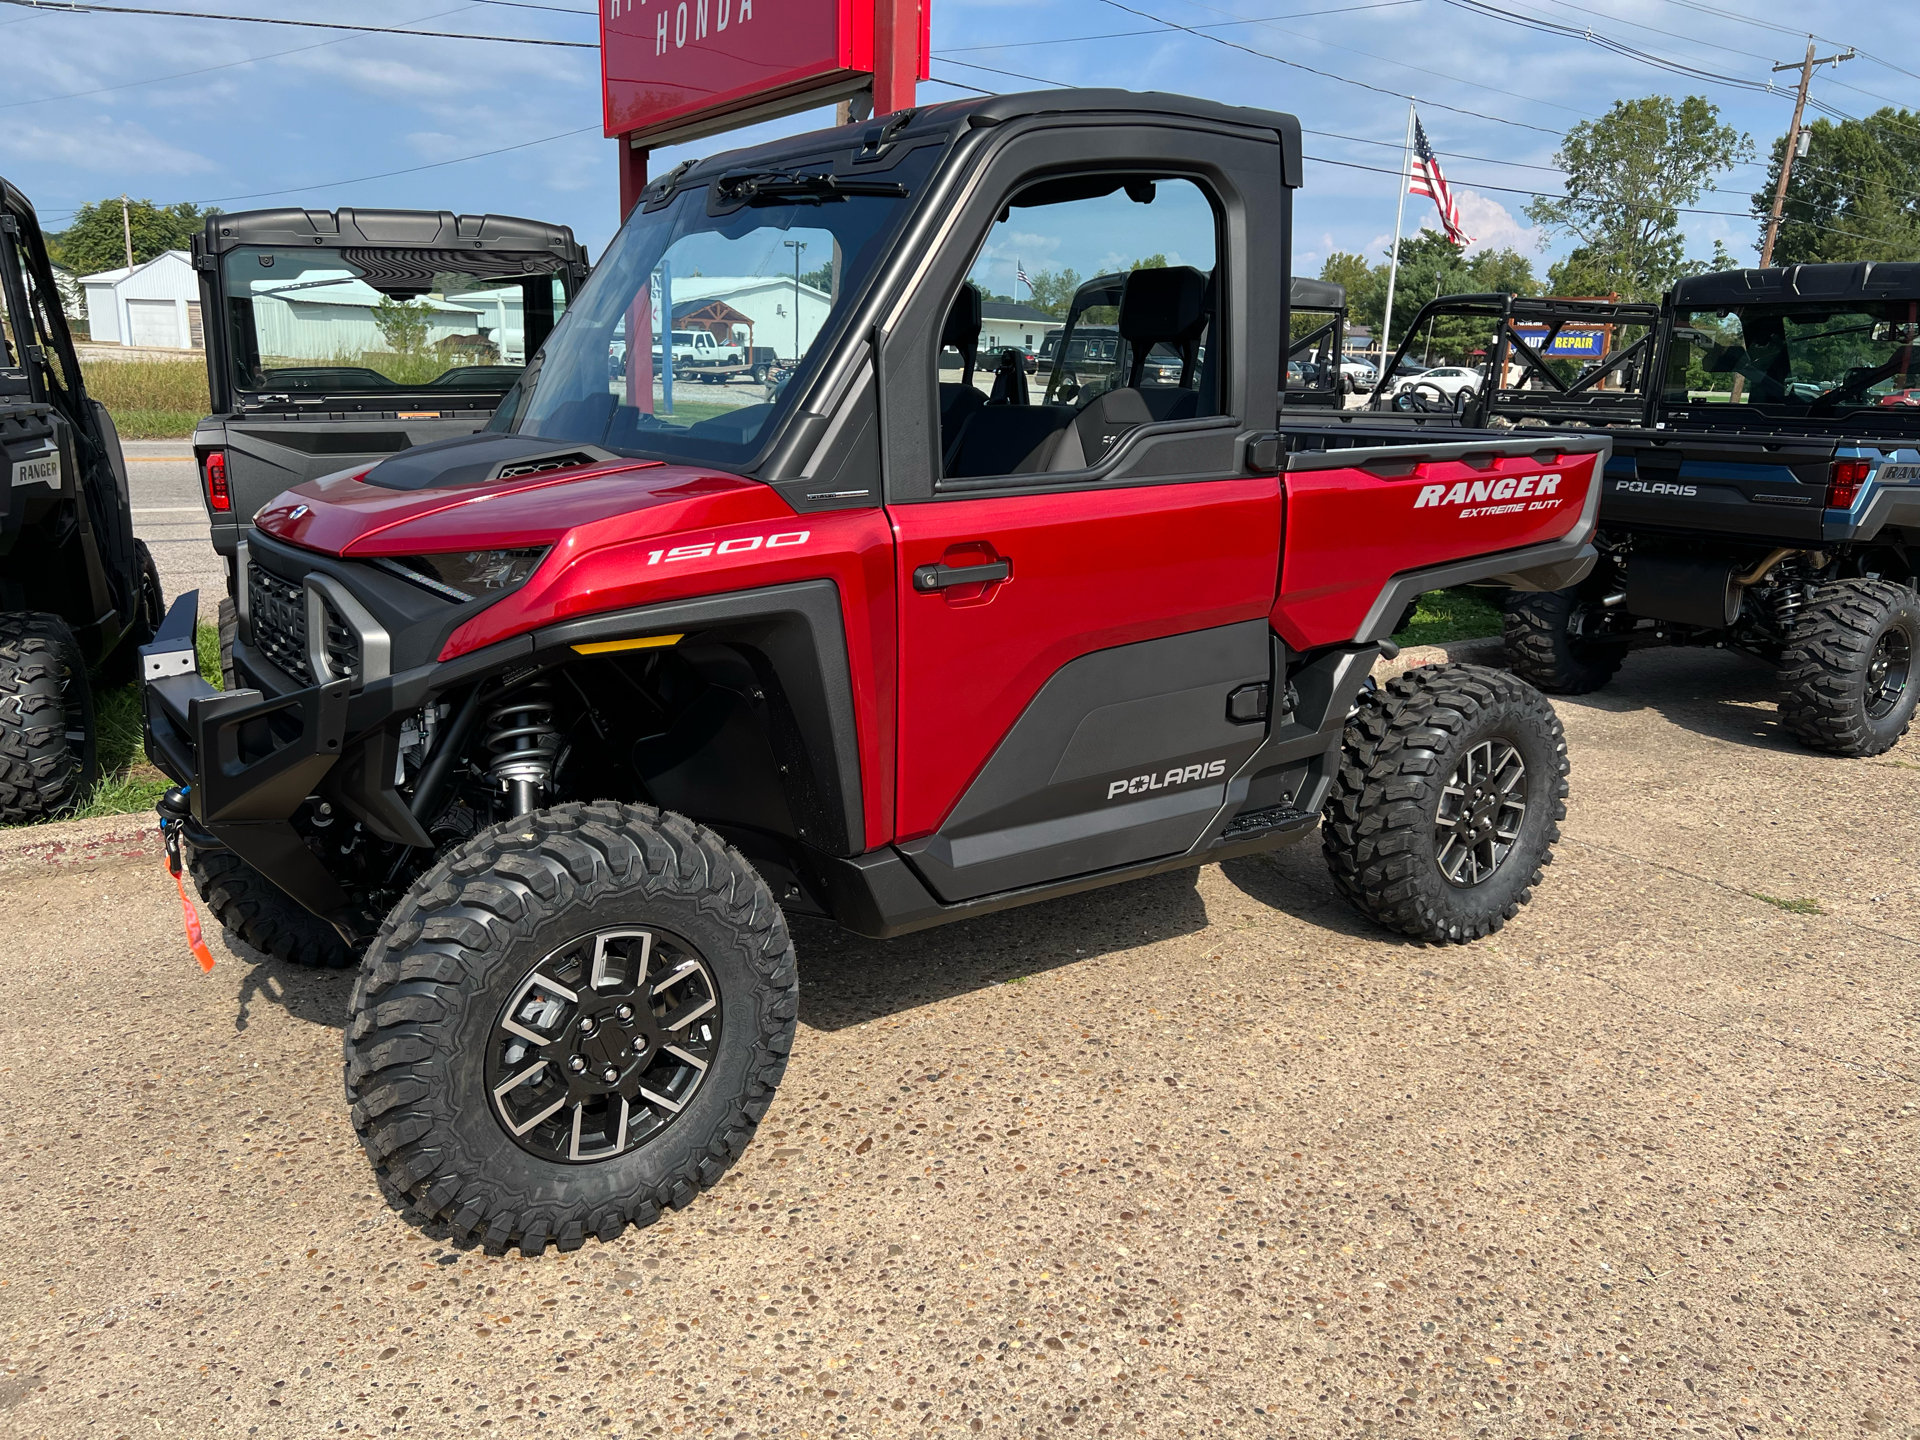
[1391,380,1452,412]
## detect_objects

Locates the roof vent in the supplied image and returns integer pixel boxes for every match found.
[496,452,599,481]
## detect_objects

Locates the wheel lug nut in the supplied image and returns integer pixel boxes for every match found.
[633,1036,647,1054]
[568,1055,587,1073]
[603,1067,619,1083]
[581,1018,596,1035]
[616,1004,633,1021]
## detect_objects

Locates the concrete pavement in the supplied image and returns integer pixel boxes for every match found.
[0,647,1914,1438]
[123,441,223,623]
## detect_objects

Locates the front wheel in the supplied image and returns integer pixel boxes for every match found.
[344,801,799,1255]
[1778,578,1920,756]
[0,613,96,823]
[1322,663,1569,943]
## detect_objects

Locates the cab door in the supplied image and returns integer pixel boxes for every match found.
[879,132,1292,903]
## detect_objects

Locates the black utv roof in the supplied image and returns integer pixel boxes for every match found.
[196,207,586,261]
[644,88,1304,207]
[1673,262,1920,306]
[1291,278,1345,310]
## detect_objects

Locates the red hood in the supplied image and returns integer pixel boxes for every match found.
[254,458,773,557]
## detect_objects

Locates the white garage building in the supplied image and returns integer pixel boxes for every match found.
[79,250,203,350]
[665,276,832,362]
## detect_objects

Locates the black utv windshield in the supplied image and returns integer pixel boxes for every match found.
[1667,300,1920,417]
[493,147,937,466]
[221,246,571,397]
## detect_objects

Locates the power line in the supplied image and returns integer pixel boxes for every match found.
[0,0,595,46]
[940,0,1420,54]
[1635,0,1920,89]
[1,1,484,109]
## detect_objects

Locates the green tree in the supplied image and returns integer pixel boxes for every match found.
[372,295,433,354]
[1026,267,1081,318]
[1753,108,1920,265]
[1527,95,1751,301]
[49,197,219,275]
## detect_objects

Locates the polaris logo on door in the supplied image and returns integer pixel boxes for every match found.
[1413,473,1561,510]
[1107,758,1227,800]
[1615,479,1698,496]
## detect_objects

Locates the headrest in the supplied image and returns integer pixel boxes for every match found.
[941,283,983,351]
[1118,265,1210,344]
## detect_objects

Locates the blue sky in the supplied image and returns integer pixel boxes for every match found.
[3,0,1916,281]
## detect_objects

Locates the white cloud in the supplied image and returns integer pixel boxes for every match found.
[0,120,213,176]
[1455,191,1543,256]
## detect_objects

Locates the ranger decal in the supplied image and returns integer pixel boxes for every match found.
[1413,473,1562,511]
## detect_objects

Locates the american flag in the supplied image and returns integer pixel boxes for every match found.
[1409,115,1475,246]
[1016,262,1030,291]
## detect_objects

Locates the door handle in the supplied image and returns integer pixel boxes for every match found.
[913,559,1010,592]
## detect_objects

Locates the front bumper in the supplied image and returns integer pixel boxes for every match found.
[142,590,361,931]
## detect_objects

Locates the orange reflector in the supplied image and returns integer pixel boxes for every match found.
[571,633,684,655]
[171,863,216,972]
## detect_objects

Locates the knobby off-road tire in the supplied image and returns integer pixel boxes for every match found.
[1502,585,1626,695]
[187,844,353,968]
[0,613,96,822]
[344,801,798,1256]
[1322,663,1569,943]
[1778,578,1920,757]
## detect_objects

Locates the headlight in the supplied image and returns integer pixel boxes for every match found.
[381,548,549,602]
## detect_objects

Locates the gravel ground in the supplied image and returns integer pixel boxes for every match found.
[2,646,1915,1439]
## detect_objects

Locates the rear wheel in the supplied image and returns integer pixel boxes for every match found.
[187,844,353,968]
[96,540,166,688]
[1502,586,1627,695]
[1778,578,1920,757]
[1322,663,1568,943]
[0,613,96,823]
[344,801,798,1255]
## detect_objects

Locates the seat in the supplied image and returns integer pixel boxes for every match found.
[938,284,987,454]
[1076,266,1214,461]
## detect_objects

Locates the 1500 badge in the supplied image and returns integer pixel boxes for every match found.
[1107,758,1227,800]
[645,530,809,564]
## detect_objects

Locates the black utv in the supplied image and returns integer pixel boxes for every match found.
[190,208,589,678]
[0,176,164,821]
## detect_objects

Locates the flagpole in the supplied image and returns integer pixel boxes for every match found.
[1378,101,1416,377]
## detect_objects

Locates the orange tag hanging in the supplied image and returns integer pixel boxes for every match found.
[171,863,216,972]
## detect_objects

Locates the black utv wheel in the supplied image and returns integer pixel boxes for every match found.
[1502,585,1626,695]
[1322,663,1569,943]
[0,612,96,822]
[1778,578,1920,757]
[187,844,353,968]
[343,801,798,1256]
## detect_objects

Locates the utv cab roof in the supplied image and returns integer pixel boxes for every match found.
[196,207,586,262]
[640,88,1304,208]
[1291,278,1344,310]
[1673,262,1920,306]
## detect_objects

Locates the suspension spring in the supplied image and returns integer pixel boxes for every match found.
[1770,559,1807,634]
[485,680,562,817]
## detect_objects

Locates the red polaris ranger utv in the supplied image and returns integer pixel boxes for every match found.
[143,90,1609,1254]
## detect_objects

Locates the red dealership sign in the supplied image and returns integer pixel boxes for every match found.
[601,0,928,149]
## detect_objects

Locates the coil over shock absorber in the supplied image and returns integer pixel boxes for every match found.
[485,680,561,817]
[1769,556,1808,634]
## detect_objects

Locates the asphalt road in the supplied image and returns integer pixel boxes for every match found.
[124,440,223,623]
[2,648,1916,1438]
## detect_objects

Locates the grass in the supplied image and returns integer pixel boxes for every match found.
[1393,587,1505,647]
[9,621,225,827]
[78,357,208,440]
[1750,892,1825,916]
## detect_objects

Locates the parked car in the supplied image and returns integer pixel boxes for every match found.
[1397,364,1482,401]
[980,344,1038,374]
[1339,356,1378,392]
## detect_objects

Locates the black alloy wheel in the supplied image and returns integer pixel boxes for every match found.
[487,927,721,1164]
[1865,624,1912,721]
[1433,738,1526,886]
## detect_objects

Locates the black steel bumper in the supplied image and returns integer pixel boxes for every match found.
[140,590,360,932]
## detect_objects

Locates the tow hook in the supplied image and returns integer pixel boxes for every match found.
[155,785,215,972]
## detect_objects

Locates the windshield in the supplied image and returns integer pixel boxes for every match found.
[1667,301,1920,414]
[497,150,935,465]
[221,246,570,396]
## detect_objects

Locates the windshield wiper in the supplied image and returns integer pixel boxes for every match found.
[715,170,908,206]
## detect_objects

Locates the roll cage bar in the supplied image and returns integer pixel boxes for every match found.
[1368,292,1664,428]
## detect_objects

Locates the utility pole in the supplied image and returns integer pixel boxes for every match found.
[1760,40,1853,268]
[120,194,133,271]
[784,239,807,363]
